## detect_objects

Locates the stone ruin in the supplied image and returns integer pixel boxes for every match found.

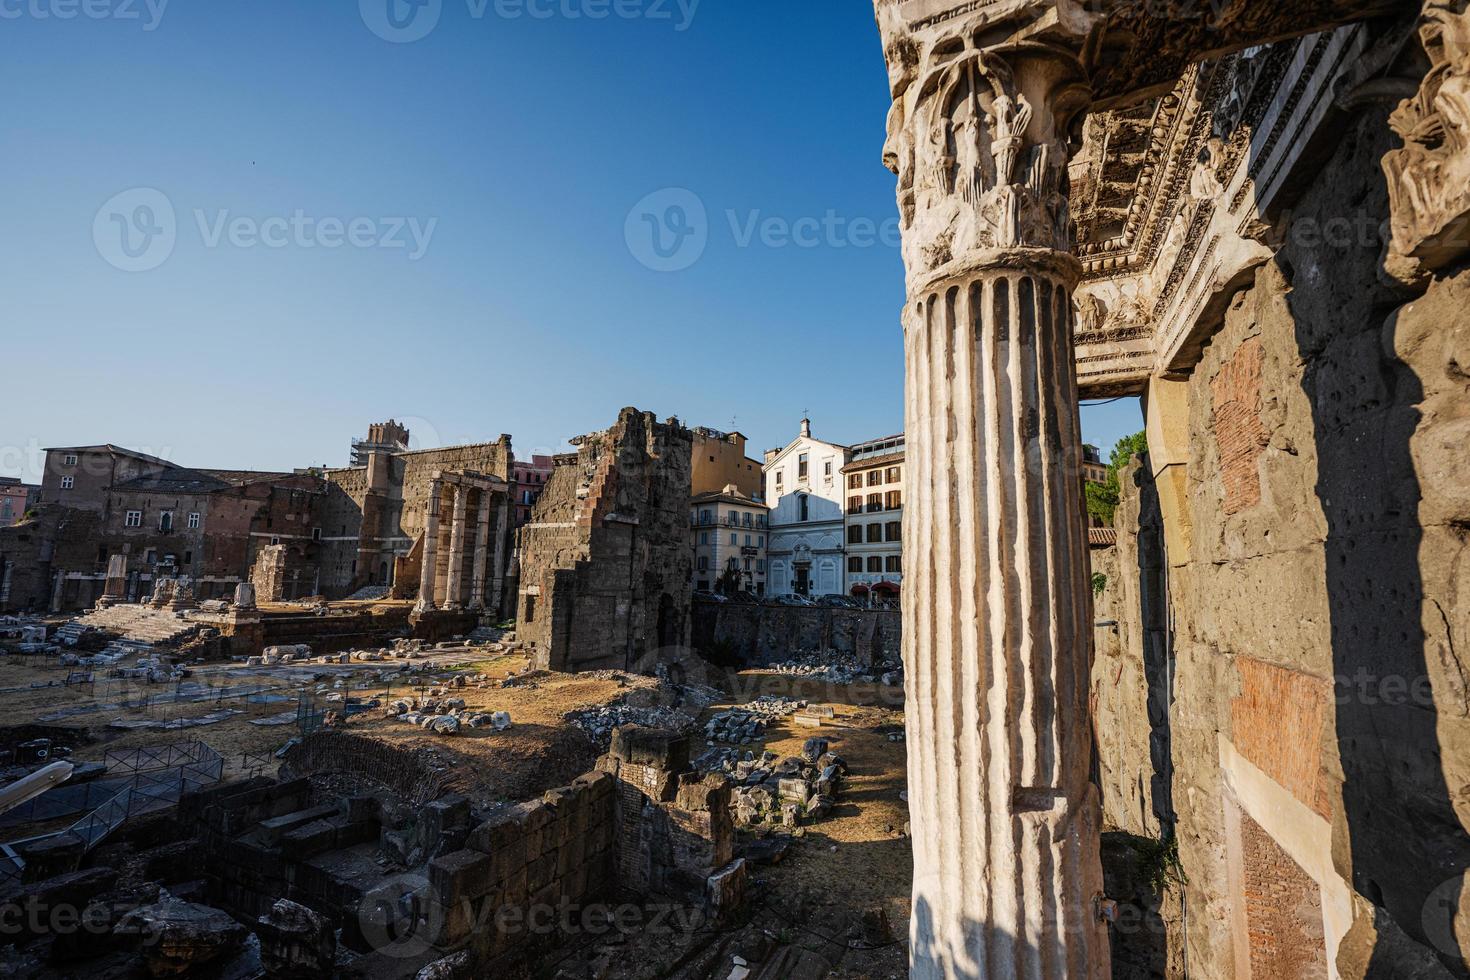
[516,408,694,674]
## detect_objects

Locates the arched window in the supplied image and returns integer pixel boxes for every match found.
[798,494,809,522]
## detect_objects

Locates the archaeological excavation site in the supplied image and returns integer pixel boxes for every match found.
[3,0,1470,978]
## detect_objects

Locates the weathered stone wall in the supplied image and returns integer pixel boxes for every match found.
[1109,95,1470,978]
[690,600,902,666]
[319,438,512,599]
[435,771,617,962]
[518,409,693,673]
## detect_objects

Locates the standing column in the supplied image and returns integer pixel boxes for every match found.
[469,489,492,611]
[877,17,1108,979]
[414,480,442,613]
[443,485,468,611]
[489,492,511,616]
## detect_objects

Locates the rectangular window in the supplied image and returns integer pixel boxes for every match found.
[125,511,142,527]
[144,549,156,564]
[867,523,883,543]
[758,535,764,547]
[183,551,193,566]
[886,490,903,509]
[824,461,832,477]
[848,474,862,490]
[60,477,74,490]
[867,494,883,513]
[798,453,808,480]
[312,527,322,541]
[698,556,709,571]
[867,471,882,487]
[756,560,765,573]
[525,594,537,623]
[699,532,708,545]
[847,525,862,545]
[887,466,902,484]
[744,535,752,546]
[848,496,862,512]
[775,471,784,486]
[188,512,201,529]
[848,556,863,573]
[63,454,78,466]
[887,521,902,542]
[886,555,903,573]
[730,533,737,545]
[867,556,883,573]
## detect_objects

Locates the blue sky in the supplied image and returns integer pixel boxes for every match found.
[0,0,1143,482]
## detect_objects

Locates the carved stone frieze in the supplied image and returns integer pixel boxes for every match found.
[1384,0,1470,281]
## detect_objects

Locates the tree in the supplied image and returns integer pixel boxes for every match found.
[1085,431,1150,526]
[716,559,743,596]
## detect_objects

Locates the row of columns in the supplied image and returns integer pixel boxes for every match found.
[414,477,510,615]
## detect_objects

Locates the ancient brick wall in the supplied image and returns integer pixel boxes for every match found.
[689,601,902,665]
[1239,811,1329,978]
[1094,94,1470,977]
[517,409,692,673]
[435,771,616,962]
[320,439,512,599]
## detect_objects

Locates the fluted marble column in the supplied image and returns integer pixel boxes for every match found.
[443,485,468,611]
[414,480,442,613]
[469,489,492,611]
[876,8,1108,977]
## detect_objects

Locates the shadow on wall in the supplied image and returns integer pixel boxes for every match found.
[1276,99,1470,974]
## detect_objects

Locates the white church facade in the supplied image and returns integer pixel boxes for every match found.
[762,419,849,598]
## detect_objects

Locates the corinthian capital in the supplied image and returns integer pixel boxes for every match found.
[878,2,1093,291]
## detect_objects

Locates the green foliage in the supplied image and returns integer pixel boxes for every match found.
[1085,430,1150,526]
[1138,834,1188,894]
[1091,572,1107,597]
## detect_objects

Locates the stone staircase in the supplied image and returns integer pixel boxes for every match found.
[344,585,391,601]
[68,605,202,646]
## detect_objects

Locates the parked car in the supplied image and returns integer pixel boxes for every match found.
[692,590,729,603]
[815,594,861,609]
[770,593,815,607]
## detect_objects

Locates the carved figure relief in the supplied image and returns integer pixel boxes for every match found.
[1384,0,1470,278]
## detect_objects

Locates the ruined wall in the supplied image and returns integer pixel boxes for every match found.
[319,438,512,598]
[517,409,693,673]
[437,771,616,963]
[1125,97,1470,979]
[690,601,902,666]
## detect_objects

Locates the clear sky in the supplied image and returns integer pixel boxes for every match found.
[0,0,1143,483]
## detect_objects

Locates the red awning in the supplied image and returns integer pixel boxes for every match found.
[850,584,870,595]
[872,581,900,594]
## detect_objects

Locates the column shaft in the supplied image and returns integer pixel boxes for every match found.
[470,490,492,611]
[444,485,468,611]
[414,481,442,613]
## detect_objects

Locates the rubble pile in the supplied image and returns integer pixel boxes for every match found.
[724,737,849,829]
[767,652,903,686]
[566,703,697,745]
[702,696,808,744]
[383,696,511,735]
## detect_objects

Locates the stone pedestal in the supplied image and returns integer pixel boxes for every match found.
[877,12,1108,977]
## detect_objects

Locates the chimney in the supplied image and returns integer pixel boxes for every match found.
[800,418,812,438]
